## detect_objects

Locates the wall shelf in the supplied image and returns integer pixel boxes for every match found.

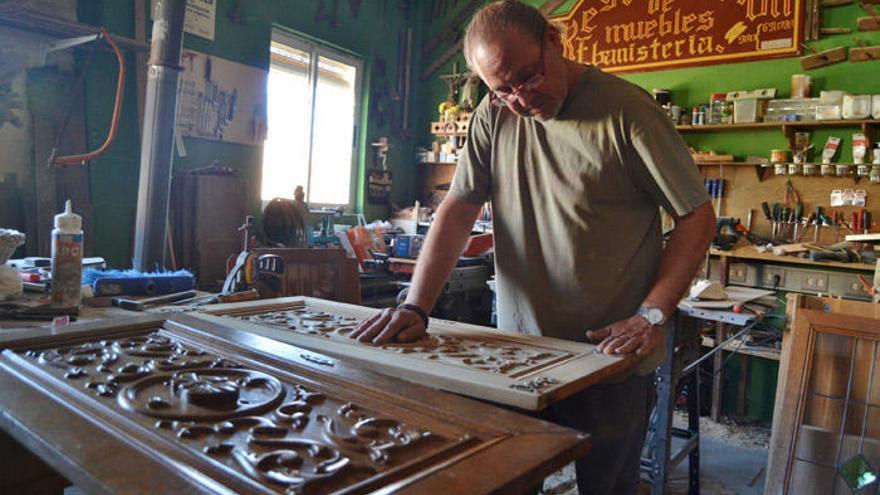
[694,160,773,181]
[682,119,880,181]
[677,119,879,133]
[678,122,782,132]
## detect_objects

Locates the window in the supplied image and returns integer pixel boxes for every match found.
[261,30,363,208]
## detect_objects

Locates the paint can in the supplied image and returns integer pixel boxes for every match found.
[770,149,789,163]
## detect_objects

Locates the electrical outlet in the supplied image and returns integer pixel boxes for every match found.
[763,268,785,288]
[802,274,829,291]
[729,264,748,283]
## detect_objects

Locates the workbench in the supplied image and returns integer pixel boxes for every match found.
[709,246,875,302]
[0,292,132,331]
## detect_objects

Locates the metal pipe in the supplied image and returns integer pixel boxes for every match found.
[132,0,186,271]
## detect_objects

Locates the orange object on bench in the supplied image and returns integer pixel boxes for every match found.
[462,233,493,257]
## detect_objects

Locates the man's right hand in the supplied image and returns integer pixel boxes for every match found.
[349,307,427,345]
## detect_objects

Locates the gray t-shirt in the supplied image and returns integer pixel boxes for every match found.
[449,66,708,375]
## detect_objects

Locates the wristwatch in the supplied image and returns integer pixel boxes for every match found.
[397,303,429,328]
[637,305,667,326]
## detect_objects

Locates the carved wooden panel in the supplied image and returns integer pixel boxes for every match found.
[0,315,589,495]
[195,297,635,411]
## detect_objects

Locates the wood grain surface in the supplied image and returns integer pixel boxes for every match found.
[0,314,590,495]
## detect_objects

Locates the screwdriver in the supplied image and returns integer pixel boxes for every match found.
[761,202,772,238]
[814,207,827,243]
[772,203,782,240]
[783,207,792,242]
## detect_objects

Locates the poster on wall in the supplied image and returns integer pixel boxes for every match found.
[151,0,216,41]
[551,0,804,73]
[176,50,268,146]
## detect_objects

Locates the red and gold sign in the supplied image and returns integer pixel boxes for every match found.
[551,0,804,73]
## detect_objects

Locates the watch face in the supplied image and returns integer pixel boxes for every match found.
[645,308,664,325]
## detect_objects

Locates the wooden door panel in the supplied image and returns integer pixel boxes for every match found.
[765,295,880,495]
[0,315,589,495]
[195,297,635,411]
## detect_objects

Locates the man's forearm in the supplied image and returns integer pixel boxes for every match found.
[643,202,716,314]
[405,198,483,312]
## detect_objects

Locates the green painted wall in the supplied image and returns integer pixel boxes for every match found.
[78,0,425,267]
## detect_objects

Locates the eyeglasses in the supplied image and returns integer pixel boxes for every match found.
[489,35,547,108]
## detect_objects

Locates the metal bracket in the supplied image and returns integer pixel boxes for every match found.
[39,33,99,65]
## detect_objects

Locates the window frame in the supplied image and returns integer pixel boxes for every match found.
[265,28,364,212]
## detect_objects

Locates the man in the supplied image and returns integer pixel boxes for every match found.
[351,1,715,493]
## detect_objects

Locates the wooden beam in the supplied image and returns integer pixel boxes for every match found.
[538,0,568,15]
[421,0,483,59]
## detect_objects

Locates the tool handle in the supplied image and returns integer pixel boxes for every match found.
[761,202,772,220]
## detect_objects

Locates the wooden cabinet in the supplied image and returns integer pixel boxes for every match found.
[250,248,360,304]
[766,295,880,495]
[194,297,634,411]
[170,173,249,290]
[0,314,589,495]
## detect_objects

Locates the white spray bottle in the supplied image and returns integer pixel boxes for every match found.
[51,200,83,307]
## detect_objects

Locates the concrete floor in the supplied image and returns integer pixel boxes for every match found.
[665,435,767,494]
[542,415,770,495]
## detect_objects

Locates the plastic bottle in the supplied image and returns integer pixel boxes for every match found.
[51,200,83,307]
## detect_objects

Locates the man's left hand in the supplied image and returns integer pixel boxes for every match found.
[585,315,662,357]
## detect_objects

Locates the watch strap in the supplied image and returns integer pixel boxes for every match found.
[397,303,429,328]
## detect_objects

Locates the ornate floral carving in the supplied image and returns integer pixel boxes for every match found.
[231,305,573,377]
[18,329,454,493]
[509,377,559,394]
[233,439,354,494]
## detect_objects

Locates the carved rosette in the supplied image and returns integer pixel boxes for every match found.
[119,369,285,420]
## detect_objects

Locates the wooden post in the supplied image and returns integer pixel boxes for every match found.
[712,256,731,421]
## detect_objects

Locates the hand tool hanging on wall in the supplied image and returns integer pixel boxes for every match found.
[349,0,363,19]
[849,38,880,61]
[800,43,848,69]
[50,29,125,167]
[858,1,880,31]
[315,0,340,28]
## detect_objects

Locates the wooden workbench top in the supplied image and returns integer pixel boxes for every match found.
[710,246,876,271]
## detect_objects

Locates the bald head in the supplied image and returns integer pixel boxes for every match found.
[463,0,549,71]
